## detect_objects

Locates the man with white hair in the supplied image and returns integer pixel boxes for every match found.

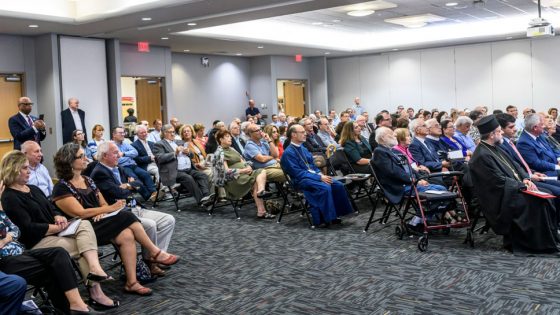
[409,119,451,174]
[517,113,560,177]
[454,116,476,152]
[274,112,288,128]
[371,127,447,228]
[90,141,176,276]
[355,115,371,139]
[21,140,53,197]
[132,124,159,184]
[229,121,246,155]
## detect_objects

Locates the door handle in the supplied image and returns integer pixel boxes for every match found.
[0,139,13,143]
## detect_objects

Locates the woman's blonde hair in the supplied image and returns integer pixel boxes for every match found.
[339,121,357,146]
[0,150,28,187]
[91,124,104,140]
[394,128,409,144]
[264,125,280,146]
[193,123,205,134]
[180,124,195,141]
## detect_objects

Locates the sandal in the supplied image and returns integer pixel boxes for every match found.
[124,281,153,296]
[146,250,180,266]
[256,212,276,219]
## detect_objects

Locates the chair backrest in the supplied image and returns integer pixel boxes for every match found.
[329,149,355,175]
[368,154,402,205]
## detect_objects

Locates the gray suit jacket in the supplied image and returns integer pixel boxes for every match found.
[153,139,179,186]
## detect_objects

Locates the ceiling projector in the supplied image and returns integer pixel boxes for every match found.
[527,17,555,37]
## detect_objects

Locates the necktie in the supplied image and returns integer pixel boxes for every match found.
[509,141,532,176]
[26,115,33,127]
[112,168,122,185]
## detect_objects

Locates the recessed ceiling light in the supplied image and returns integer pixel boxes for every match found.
[332,19,341,23]
[506,36,513,39]
[311,22,323,25]
[257,46,264,49]
[392,48,399,51]
[445,2,458,6]
[141,17,151,21]
[161,37,169,40]
[236,53,243,56]
[28,24,38,28]
[324,52,330,55]
[183,49,190,52]
[187,22,197,26]
[347,10,375,17]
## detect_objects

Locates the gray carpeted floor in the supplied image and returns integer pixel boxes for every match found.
[86,195,560,315]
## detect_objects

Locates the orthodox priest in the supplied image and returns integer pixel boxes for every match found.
[280,124,353,226]
[470,115,559,254]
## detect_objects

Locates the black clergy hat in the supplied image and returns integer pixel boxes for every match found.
[477,115,499,134]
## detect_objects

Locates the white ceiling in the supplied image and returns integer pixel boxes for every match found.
[0,0,557,57]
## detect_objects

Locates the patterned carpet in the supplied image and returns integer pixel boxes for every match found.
[84,195,560,315]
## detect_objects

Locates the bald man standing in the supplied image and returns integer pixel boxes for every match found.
[61,97,87,144]
[8,96,46,150]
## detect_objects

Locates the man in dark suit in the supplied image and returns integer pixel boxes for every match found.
[90,141,175,276]
[229,122,245,155]
[153,124,212,206]
[516,113,560,178]
[409,118,451,173]
[61,97,86,144]
[8,96,46,150]
[368,112,392,150]
[131,125,159,184]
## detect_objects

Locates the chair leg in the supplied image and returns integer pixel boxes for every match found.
[363,195,380,232]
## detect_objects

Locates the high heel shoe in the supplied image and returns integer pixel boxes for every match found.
[86,273,114,283]
[70,306,102,314]
[87,297,120,310]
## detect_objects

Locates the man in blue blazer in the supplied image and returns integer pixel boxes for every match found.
[8,96,46,150]
[516,113,560,178]
[409,119,450,173]
[131,125,160,184]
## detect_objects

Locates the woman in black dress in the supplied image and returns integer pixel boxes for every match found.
[52,144,180,296]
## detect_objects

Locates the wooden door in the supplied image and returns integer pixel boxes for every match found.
[135,79,162,123]
[0,75,23,158]
[283,81,305,118]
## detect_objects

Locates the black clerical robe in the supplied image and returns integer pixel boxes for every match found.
[470,142,559,253]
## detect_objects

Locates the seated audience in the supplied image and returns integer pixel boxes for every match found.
[131,125,160,185]
[544,114,560,153]
[153,124,212,206]
[229,122,246,155]
[368,112,392,149]
[205,121,225,154]
[21,141,53,198]
[147,119,163,143]
[372,127,448,227]
[243,123,285,182]
[179,124,213,180]
[340,121,372,174]
[274,112,288,128]
[193,123,208,148]
[470,115,559,254]
[468,110,484,145]
[393,128,431,174]
[112,126,158,202]
[87,124,105,160]
[300,118,325,154]
[356,115,372,140]
[409,119,451,173]
[516,113,560,178]
[0,150,117,311]
[334,111,350,142]
[51,143,179,296]
[317,117,338,148]
[264,124,283,157]
[280,125,353,226]
[439,119,471,159]
[213,130,273,218]
[454,116,476,152]
[90,142,176,277]
[72,130,93,162]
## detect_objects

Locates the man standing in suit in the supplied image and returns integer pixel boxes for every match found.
[61,97,86,144]
[9,96,46,150]
[229,121,245,155]
[132,125,159,184]
[153,124,212,206]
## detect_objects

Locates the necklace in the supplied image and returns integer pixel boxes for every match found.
[291,144,313,171]
[480,141,521,181]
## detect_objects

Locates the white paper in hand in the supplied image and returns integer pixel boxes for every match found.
[58,219,81,237]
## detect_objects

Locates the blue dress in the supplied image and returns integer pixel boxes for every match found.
[280,143,353,225]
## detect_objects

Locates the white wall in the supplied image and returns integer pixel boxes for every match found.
[171,53,251,128]
[60,36,110,139]
[327,36,560,114]
[309,56,328,114]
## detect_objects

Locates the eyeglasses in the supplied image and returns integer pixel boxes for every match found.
[165,130,176,134]
[19,102,33,106]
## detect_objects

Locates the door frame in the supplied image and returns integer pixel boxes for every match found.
[120,76,167,125]
[276,79,308,116]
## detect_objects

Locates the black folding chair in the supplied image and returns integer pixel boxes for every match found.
[276,164,315,228]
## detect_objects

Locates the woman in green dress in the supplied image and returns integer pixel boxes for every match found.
[212,129,274,219]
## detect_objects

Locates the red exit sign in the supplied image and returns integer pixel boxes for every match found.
[138,42,150,52]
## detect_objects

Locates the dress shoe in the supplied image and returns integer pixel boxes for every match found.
[86,273,114,283]
[70,306,102,314]
[88,297,120,311]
